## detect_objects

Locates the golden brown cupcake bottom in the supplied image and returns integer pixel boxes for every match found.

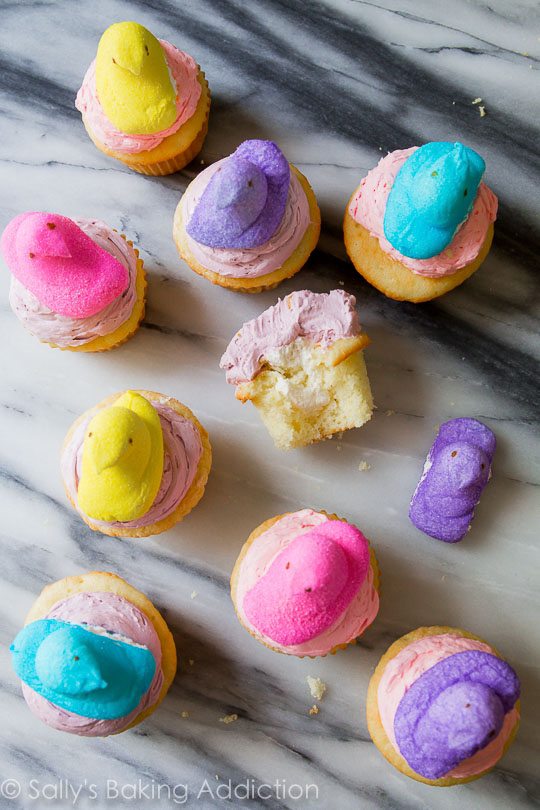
[343,205,494,302]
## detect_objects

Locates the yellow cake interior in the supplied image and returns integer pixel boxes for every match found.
[236,336,373,450]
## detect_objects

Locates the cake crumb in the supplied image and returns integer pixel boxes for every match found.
[472,97,482,105]
[337,431,344,440]
[385,409,395,416]
[307,676,327,701]
[189,659,195,667]
[219,713,238,724]
[358,460,371,472]
[190,590,198,599]
[478,105,487,118]
[181,711,190,719]
[309,705,319,716]
[336,445,342,452]
[338,280,345,285]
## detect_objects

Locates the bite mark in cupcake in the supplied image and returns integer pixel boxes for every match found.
[220,289,373,449]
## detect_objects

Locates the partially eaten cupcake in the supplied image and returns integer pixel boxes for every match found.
[231,509,380,657]
[174,139,321,293]
[220,290,373,449]
[62,390,211,538]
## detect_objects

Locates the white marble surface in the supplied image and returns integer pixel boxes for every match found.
[1,1,539,808]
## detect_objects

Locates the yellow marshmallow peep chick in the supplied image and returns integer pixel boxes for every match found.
[78,391,164,522]
[95,21,177,135]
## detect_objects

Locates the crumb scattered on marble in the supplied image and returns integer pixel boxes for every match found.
[336,445,342,452]
[189,659,195,666]
[358,461,371,471]
[472,97,482,105]
[190,590,198,599]
[307,676,327,701]
[181,711,190,718]
[338,280,345,286]
[309,705,319,716]
[452,100,456,105]
[219,713,238,724]
[215,775,220,781]
[337,431,344,440]
[478,105,487,117]
[385,409,395,416]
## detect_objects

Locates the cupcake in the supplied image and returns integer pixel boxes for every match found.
[10,572,176,736]
[367,626,520,785]
[76,21,210,176]
[173,139,321,293]
[409,418,496,543]
[344,142,497,302]
[62,390,211,538]
[231,509,380,657]
[1,212,145,352]
[220,289,373,449]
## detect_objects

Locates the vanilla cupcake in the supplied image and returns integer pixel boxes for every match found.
[62,390,211,538]
[1,212,145,352]
[174,139,321,293]
[344,142,497,302]
[220,289,373,449]
[367,627,520,785]
[231,509,380,657]
[10,572,176,736]
[76,21,210,176]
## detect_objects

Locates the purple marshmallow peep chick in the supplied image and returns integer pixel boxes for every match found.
[394,650,520,780]
[409,417,496,543]
[186,140,290,249]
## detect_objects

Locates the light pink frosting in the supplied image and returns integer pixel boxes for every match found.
[348,147,497,278]
[22,592,163,736]
[179,159,311,278]
[75,40,202,154]
[220,289,360,385]
[9,219,138,347]
[377,633,519,778]
[235,510,379,656]
[62,398,202,529]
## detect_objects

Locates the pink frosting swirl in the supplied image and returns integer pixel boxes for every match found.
[9,219,137,347]
[179,159,311,278]
[235,510,379,656]
[62,398,202,529]
[75,41,202,154]
[377,634,519,778]
[348,147,497,277]
[22,592,163,736]
[220,289,361,385]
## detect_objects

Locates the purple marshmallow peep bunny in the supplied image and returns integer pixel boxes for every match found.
[409,418,496,542]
